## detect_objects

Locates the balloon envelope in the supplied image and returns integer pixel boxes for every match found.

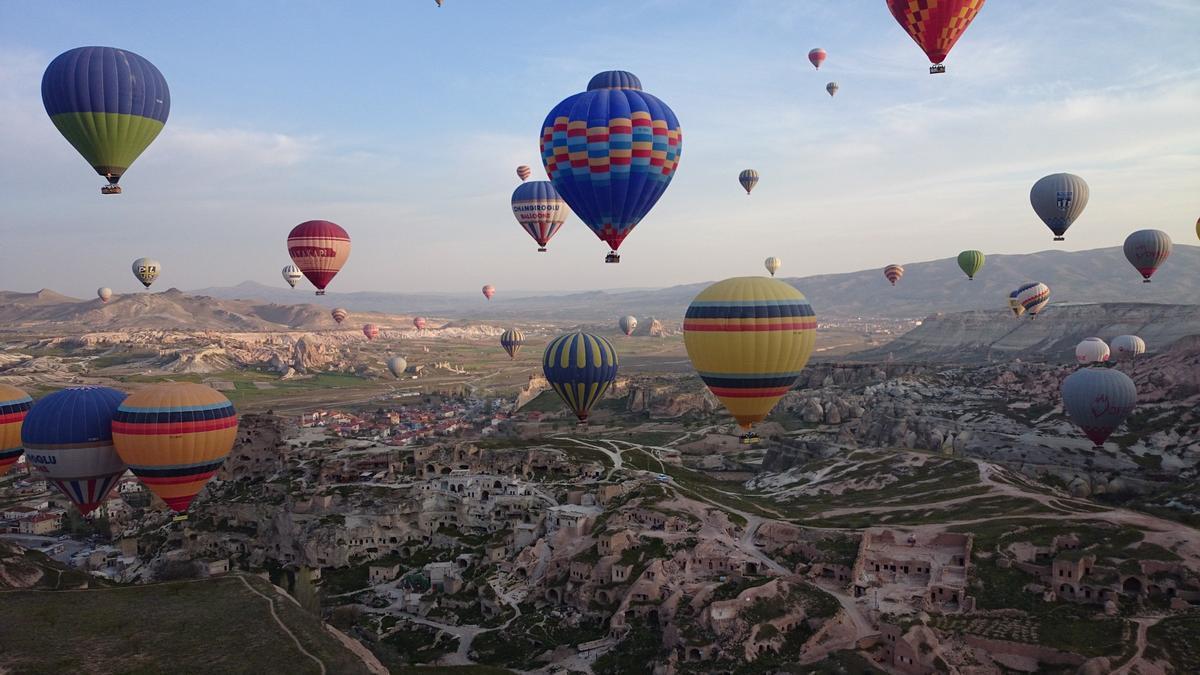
[1015,282,1050,317]
[1075,337,1110,364]
[288,220,350,295]
[21,386,128,514]
[683,277,816,434]
[511,181,569,251]
[42,47,170,191]
[826,82,839,96]
[1111,335,1146,361]
[541,71,682,261]
[764,257,782,277]
[388,356,408,378]
[884,265,904,286]
[1061,368,1137,447]
[413,317,427,331]
[331,308,348,324]
[132,258,161,288]
[739,169,759,195]
[482,285,495,300]
[517,165,531,181]
[1123,229,1172,282]
[1030,173,1089,240]
[542,332,619,422]
[363,324,379,340]
[282,265,302,288]
[97,287,112,303]
[957,250,985,280]
[0,384,32,478]
[112,383,237,512]
[619,315,637,336]
[808,48,826,69]
[885,0,986,70]
[500,329,524,359]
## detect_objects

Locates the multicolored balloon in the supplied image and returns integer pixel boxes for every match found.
[808,48,827,69]
[132,257,161,288]
[97,287,112,303]
[42,47,170,194]
[541,71,682,263]
[619,315,637,336]
[0,385,32,478]
[1111,335,1146,361]
[826,82,839,97]
[511,181,569,252]
[413,317,427,331]
[542,332,619,422]
[765,257,782,277]
[363,324,380,341]
[388,356,408,378]
[1075,337,1110,365]
[739,169,759,195]
[883,264,904,286]
[957,250,985,280]
[517,165,532,181]
[1007,290,1025,318]
[683,277,816,442]
[1015,282,1050,318]
[331,308,348,324]
[282,264,303,288]
[288,220,350,295]
[1061,367,1137,448]
[1123,229,1172,283]
[21,386,128,515]
[112,383,237,512]
[1031,174,1089,241]
[500,329,524,359]
[482,284,495,300]
[885,0,986,74]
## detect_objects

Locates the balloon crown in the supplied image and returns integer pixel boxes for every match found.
[587,71,642,91]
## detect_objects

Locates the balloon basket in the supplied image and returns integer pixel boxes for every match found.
[739,433,761,446]
[1053,237,1065,241]
[315,290,326,296]
[605,252,620,263]
[1143,279,1152,284]
[538,247,547,252]
[929,63,946,74]
[101,185,122,195]
[172,514,189,522]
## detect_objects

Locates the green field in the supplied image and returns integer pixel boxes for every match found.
[0,576,371,674]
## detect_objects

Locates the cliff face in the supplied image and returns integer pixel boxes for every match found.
[851,303,1200,364]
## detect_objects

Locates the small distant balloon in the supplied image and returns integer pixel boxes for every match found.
[957,250,985,280]
[764,257,782,277]
[413,317,427,331]
[97,287,112,303]
[1123,229,1172,283]
[808,48,827,69]
[1110,335,1146,361]
[1075,337,1110,365]
[500,329,524,359]
[512,181,569,252]
[1015,282,1050,318]
[738,169,759,195]
[387,356,408,378]
[331,308,348,324]
[516,165,531,181]
[619,315,637,336]
[363,324,379,341]
[883,264,904,286]
[542,332,619,422]
[1061,367,1137,448]
[482,285,495,300]
[1031,174,1089,241]
[132,258,161,289]
[288,220,350,295]
[282,264,302,288]
[826,82,839,97]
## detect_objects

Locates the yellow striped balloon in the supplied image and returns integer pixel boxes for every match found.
[684,277,817,436]
[112,383,238,512]
[542,332,619,423]
[0,384,32,477]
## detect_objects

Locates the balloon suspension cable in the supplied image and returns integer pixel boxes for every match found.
[930,63,946,74]
[605,252,620,263]
[101,185,122,195]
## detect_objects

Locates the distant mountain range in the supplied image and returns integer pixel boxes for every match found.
[190,245,1200,320]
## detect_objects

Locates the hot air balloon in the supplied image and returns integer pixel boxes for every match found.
[542,332,619,423]
[1075,337,1110,365]
[1123,229,1172,283]
[1061,368,1137,449]
[517,165,532,181]
[413,317,427,331]
[764,257,782,277]
[808,48,827,69]
[1007,290,1025,318]
[500,329,525,359]
[287,220,350,295]
[132,257,160,288]
[541,71,682,263]
[482,285,495,300]
[1031,174,1089,241]
[739,170,759,195]
[885,0,986,74]
[684,277,816,443]
[957,250,985,280]
[42,47,170,194]
[883,264,904,286]
[21,386,128,515]
[619,315,637,336]
[112,383,237,512]
[511,181,569,252]
[282,264,303,288]
[97,287,112,303]
[1111,335,1146,361]
[0,385,32,478]
[331,308,348,324]
[826,82,839,97]
[363,324,380,341]
[1015,282,1050,318]
[387,356,408,378]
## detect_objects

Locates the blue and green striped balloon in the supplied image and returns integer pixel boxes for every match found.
[42,46,170,193]
[542,332,619,423]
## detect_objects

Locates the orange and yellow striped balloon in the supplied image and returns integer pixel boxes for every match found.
[0,384,32,477]
[112,383,237,512]
[684,277,817,433]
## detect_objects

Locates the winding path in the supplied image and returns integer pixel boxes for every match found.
[236,575,327,675]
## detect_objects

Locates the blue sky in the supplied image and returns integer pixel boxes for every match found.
[1,0,1197,297]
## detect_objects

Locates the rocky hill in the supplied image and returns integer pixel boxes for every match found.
[849,302,1200,363]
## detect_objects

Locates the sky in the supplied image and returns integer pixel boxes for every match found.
[1,0,1197,297]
